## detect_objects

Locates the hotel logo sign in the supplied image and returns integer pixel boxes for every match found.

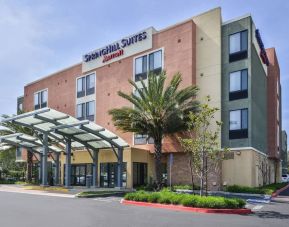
[82,27,154,72]
[255,29,269,66]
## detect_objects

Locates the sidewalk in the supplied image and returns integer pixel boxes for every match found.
[0,184,75,198]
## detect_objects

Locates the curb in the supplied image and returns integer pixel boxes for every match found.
[272,183,289,197]
[121,199,252,215]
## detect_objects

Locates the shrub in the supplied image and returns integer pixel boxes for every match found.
[173,184,200,190]
[124,191,245,209]
[147,192,160,203]
[226,185,265,194]
[226,183,288,195]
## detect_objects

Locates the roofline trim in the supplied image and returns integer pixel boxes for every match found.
[25,62,82,87]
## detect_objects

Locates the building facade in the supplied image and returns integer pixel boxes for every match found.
[281,131,288,174]
[19,8,282,188]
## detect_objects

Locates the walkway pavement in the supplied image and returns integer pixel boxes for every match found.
[0,184,75,198]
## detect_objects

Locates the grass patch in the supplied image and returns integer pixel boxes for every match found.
[226,183,288,195]
[77,191,125,198]
[124,190,246,209]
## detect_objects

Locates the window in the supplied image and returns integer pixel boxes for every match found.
[149,50,162,75]
[86,74,95,95]
[77,103,85,120]
[134,134,154,145]
[229,69,248,100]
[34,90,48,110]
[86,101,95,121]
[229,30,248,62]
[77,77,85,98]
[76,101,95,121]
[229,109,248,139]
[77,73,95,98]
[135,56,147,81]
[135,50,162,82]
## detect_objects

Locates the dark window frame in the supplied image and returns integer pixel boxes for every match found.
[229,108,248,140]
[77,73,95,98]
[229,30,248,62]
[229,69,248,101]
[34,90,48,110]
[134,50,162,82]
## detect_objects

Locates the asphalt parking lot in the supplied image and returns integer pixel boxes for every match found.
[0,190,289,227]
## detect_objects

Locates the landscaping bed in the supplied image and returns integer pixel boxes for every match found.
[225,183,288,195]
[76,191,126,198]
[124,190,246,209]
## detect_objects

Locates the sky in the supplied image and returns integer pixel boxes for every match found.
[0,0,288,133]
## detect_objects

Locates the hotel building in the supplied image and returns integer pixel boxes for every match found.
[16,8,282,189]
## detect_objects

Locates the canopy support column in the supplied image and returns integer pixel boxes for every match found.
[38,153,43,183]
[41,133,49,186]
[54,152,60,185]
[65,139,72,188]
[92,149,99,187]
[116,147,123,188]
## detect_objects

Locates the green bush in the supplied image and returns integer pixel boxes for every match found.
[226,183,288,195]
[147,192,160,203]
[124,191,245,209]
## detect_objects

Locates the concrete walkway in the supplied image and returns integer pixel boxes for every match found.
[0,184,75,198]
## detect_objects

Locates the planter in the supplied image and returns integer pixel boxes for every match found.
[272,183,289,197]
[121,199,252,215]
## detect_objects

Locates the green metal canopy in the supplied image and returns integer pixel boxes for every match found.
[0,108,128,188]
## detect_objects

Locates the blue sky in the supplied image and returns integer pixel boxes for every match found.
[0,0,288,133]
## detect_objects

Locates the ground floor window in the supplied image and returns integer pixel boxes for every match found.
[64,164,92,186]
[133,162,148,187]
[100,162,127,188]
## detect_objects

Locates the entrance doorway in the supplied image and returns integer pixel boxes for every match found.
[64,164,92,186]
[133,162,148,187]
[100,162,127,188]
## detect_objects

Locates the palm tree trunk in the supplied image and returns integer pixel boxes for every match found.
[154,139,162,190]
[26,150,33,183]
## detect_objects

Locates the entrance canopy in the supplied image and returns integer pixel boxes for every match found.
[0,108,128,188]
[1,108,128,150]
[0,133,62,154]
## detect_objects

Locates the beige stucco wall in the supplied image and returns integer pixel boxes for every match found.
[59,147,155,188]
[192,7,222,144]
[221,148,279,187]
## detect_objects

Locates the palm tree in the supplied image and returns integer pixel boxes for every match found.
[109,71,199,189]
[0,113,35,183]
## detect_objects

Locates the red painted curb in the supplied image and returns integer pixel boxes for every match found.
[121,200,252,215]
[272,183,289,197]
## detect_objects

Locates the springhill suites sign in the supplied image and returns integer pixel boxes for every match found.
[255,29,269,66]
[82,27,154,72]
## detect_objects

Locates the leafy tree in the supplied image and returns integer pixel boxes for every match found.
[0,113,35,182]
[109,72,199,189]
[179,96,227,196]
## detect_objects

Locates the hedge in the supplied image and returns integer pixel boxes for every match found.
[124,190,246,209]
[226,183,288,195]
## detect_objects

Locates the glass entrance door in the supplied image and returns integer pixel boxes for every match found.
[64,164,92,186]
[100,162,127,188]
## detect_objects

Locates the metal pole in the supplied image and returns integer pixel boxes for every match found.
[117,148,123,188]
[92,149,99,187]
[39,153,42,183]
[41,133,48,186]
[65,139,72,188]
[55,153,60,185]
